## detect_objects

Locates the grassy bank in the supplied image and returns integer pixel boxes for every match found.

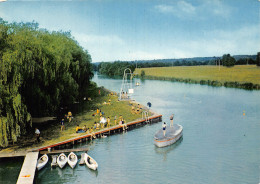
[0,92,151,154]
[135,65,260,90]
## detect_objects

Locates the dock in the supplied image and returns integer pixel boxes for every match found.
[40,147,88,154]
[4,113,162,184]
[35,114,162,152]
[16,152,39,184]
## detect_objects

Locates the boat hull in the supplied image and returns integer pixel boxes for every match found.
[37,154,49,171]
[84,153,98,170]
[154,124,183,148]
[68,152,78,169]
[57,153,67,169]
[51,155,58,168]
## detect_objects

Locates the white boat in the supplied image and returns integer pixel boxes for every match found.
[68,152,78,169]
[37,154,49,171]
[51,155,58,168]
[79,153,85,165]
[57,153,67,169]
[154,124,183,148]
[84,153,98,170]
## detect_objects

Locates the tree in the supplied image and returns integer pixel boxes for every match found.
[0,20,93,147]
[257,52,260,66]
[140,70,145,78]
[222,54,236,67]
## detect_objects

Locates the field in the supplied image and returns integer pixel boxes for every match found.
[135,65,260,89]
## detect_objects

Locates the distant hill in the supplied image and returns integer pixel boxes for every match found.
[94,55,256,65]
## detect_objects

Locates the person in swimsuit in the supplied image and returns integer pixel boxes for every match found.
[162,122,167,137]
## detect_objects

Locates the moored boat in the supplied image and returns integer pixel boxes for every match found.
[84,153,98,170]
[68,152,78,169]
[79,153,85,165]
[37,154,49,171]
[57,153,67,169]
[51,155,58,168]
[154,124,183,148]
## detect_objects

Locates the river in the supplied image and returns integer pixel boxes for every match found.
[1,73,260,184]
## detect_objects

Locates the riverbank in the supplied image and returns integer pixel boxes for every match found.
[135,65,260,90]
[0,92,153,156]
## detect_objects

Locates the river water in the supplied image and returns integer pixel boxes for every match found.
[1,73,260,184]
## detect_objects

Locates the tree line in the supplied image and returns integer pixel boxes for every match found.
[0,19,94,147]
[96,53,258,76]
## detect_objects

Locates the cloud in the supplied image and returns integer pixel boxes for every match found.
[155,0,232,19]
[203,0,232,18]
[73,33,124,46]
[155,4,175,14]
[178,1,196,14]
[126,51,164,61]
[155,1,196,17]
[172,25,260,58]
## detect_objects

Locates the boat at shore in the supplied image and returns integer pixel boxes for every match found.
[84,153,98,170]
[68,152,78,169]
[57,153,67,169]
[79,153,85,165]
[154,124,183,148]
[51,155,58,168]
[37,154,48,171]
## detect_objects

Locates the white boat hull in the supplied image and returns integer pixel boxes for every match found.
[51,155,58,167]
[37,154,49,171]
[68,152,78,169]
[84,153,98,170]
[57,153,67,169]
[154,124,183,148]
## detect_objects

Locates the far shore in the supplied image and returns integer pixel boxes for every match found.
[135,65,260,90]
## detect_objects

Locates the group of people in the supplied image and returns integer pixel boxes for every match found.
[162,114,174,137]
[121,91,128,99]
[60,111,73,131]
[131,103,142,114]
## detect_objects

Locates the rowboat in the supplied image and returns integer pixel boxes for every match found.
[79,153,85,165]
[68,152,78,169]
[51,155,58,168]
[84,153,98,170]
[57,153,67,169]
[154,124,183,148]
[37,154,48,171]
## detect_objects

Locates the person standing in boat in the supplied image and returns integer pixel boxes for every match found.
[162,122,167,137]
[170,114,174,127]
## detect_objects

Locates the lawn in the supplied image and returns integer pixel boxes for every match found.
[0,93,151,154]
[135,65,260,87]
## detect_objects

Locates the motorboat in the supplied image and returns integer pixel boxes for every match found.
[154,124,183,148]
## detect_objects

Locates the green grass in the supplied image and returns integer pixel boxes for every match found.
[0,93,152,153]
[135,65,260,89]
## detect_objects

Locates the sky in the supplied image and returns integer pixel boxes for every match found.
[0,0,259,62]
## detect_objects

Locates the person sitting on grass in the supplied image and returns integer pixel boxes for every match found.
[121,118,128,131]
[76,125,85,133]
[131,105,135,114]
[96,122,100,130]
[114,116,117,125]
[89,127,96,139]
[83,125,87,131]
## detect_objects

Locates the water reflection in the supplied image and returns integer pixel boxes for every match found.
[154,136,183,161]
[86,166,98,177]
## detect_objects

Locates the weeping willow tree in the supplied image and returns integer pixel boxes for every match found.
[0,19,93,147]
